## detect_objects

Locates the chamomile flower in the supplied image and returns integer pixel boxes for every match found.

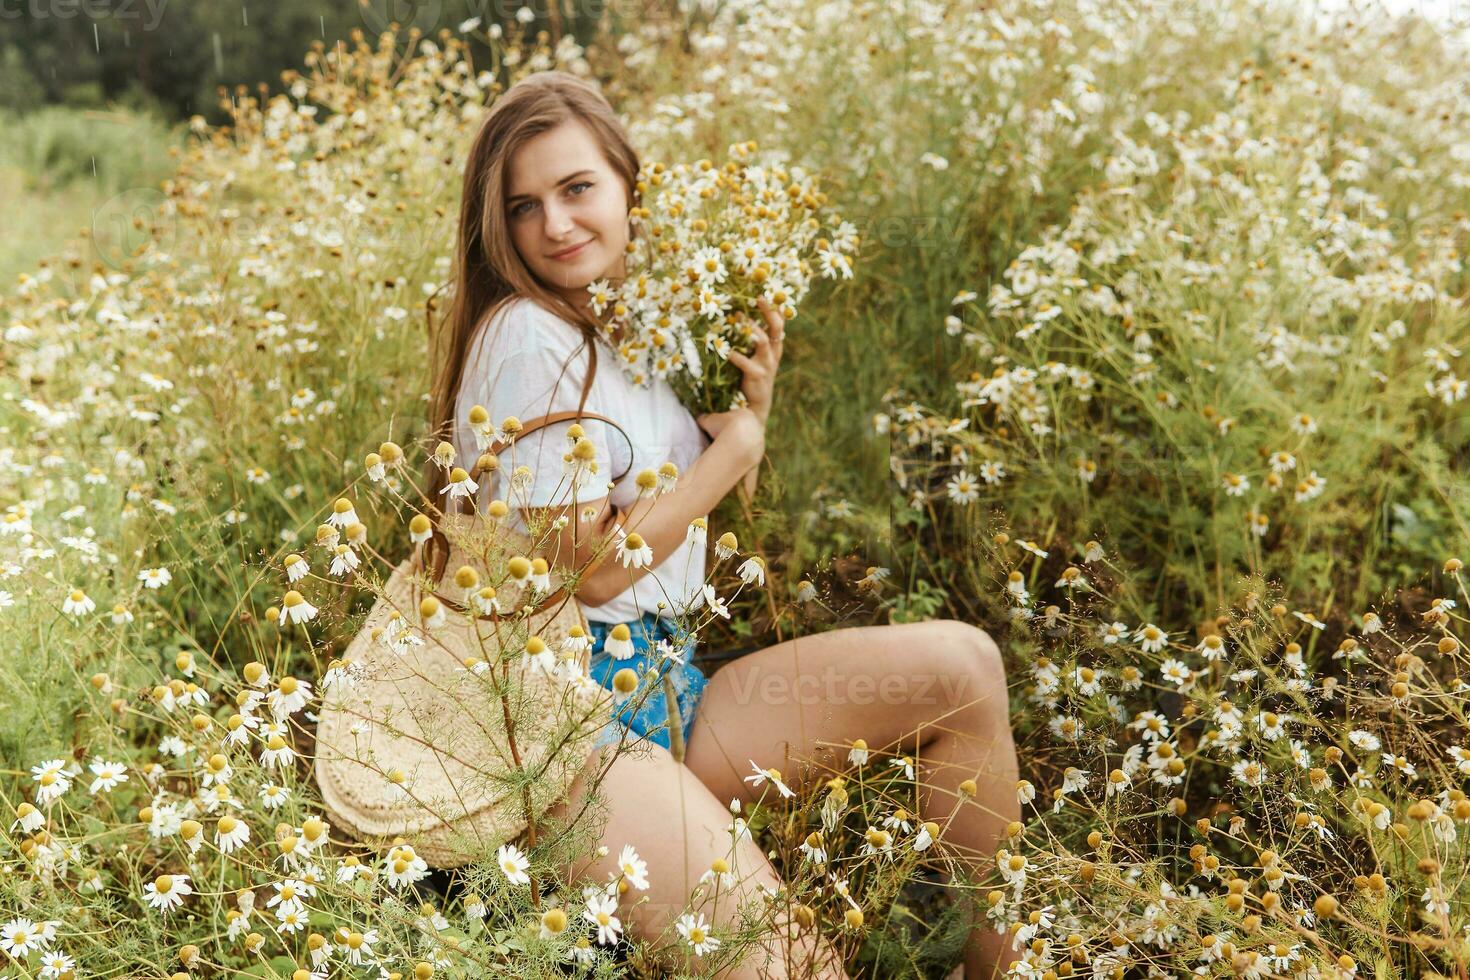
[138,566,172,589]
[215,815,251,854]
[260,734,296,768]
[328,544,360,577]
[702,584,731,619]
[338,929,378,966]
[914,821,941,852]
[583,890,622,946]
[1005,571,1030,605]
[1293,610,1326,630]
[31,759,71,804]
[280,590,318,625]
[603,623,636,660]
[798,830,827,864]
[440,467,479,501]
[62,588,95,617]
[87,759,129,794]
[860,826,893,856]
[1195,634,1228,661]
[11,802,44,834]
[529,557,551,593]
[37,950,75,979]
[260,787,291,811]
[684,517,708,549]
[1348,729,1381,752]
[1231,758,1266,787]
[616,532,653,569]
[268,675,312,717]
[1135,623,1168,652]
[0,918,50,959]
[497,843,531,886]
[275,908,308,935]
[143,873,193,913]
[179,819,205,854]
[677,912,720,956]
[744,760,795,798]
[945,470,980,504]
[1293,471,1326,503]
[613,845,649,890]
[326,498,359,528]
[457,583,497,617]
[701,857,736,889]
[736,555,766,586]
[536,905,568,939]
[383,843,430,889]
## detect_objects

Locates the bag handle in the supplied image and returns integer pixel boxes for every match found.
[412,409,635,622]
[487,410,636,485]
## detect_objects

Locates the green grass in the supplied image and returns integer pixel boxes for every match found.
[0,107,177,286]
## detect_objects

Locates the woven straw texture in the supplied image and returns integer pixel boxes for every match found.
[314,512,613,867]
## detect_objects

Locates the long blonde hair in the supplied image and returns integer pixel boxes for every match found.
[421,71,640,575]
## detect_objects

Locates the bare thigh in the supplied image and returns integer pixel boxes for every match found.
[545,743,848,979]
[683,620,1006,807]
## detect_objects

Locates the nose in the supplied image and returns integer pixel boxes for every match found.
[543,200,576,240]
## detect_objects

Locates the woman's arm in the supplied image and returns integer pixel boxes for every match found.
[522,410,765,608]
[726,297,784,500]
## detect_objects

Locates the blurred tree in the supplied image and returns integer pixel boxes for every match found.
[0,0,618,119]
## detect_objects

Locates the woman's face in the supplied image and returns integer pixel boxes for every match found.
[505,118,629,308]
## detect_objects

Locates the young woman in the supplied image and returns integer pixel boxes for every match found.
[427,70,1022,979]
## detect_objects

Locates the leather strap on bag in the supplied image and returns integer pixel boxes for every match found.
[485,410,636,485]
[414,410,635,622]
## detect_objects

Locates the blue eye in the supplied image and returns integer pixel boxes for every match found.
[510,182,591,219]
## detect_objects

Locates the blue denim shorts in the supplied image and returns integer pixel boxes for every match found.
[586,612,707,752]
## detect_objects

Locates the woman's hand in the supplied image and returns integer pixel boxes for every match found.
[697,407,765,499]
[696,407,765,460]
[725,297,786,426]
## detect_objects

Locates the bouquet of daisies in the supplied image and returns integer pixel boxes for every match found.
[587,140,857,414]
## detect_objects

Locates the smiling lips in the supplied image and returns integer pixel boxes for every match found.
[549,240,592,260]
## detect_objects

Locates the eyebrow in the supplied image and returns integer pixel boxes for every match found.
[506,170,596,205]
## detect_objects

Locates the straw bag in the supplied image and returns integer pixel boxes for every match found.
[314,411,632,867]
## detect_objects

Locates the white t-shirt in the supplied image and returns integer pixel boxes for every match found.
[452,296,711,624]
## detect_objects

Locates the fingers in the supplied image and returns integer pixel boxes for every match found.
[757,302,786,368]
[756,297,786,335]
[747,312,784,369]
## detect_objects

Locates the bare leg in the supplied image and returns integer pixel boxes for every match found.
[545,742,851,979]
[683,620,1023,979]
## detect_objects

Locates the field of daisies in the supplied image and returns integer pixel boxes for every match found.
[2,0,1469,977]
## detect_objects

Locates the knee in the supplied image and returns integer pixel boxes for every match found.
[929,619,1006,687]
